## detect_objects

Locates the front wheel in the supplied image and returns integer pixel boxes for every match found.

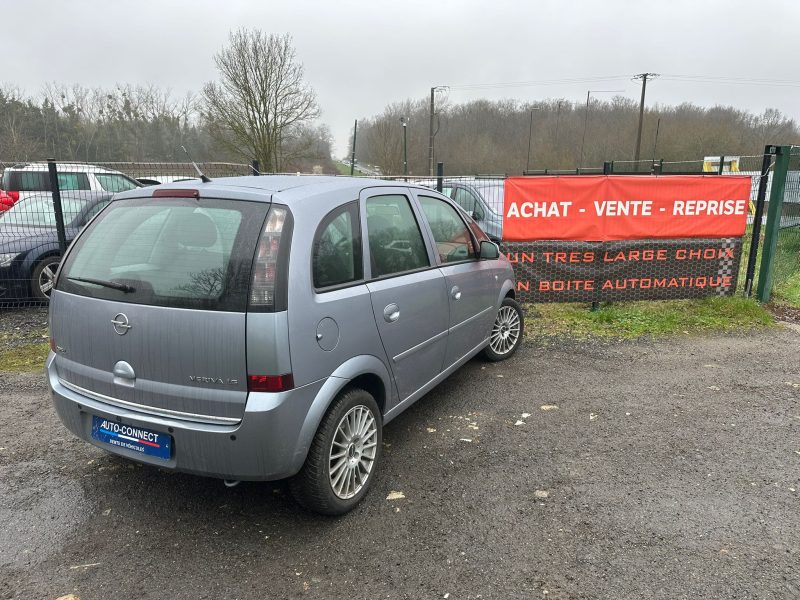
[31,256,61,301]
[483,297,524,361]
[289,388,382,515]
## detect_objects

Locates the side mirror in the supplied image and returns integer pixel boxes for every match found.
[479,240,499,260]
[471,210,484,221]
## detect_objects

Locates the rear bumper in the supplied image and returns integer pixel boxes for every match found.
[47,353,325,481]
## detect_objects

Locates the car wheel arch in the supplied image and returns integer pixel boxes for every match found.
[289,355,393,474]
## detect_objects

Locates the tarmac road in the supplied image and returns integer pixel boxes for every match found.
[1,327,799,599]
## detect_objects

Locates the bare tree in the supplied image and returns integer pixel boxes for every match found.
[201,30,319,172]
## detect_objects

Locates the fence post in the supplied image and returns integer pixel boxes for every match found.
[47,159,67,255]
[436,162,444,193]
[718,155,725,175]
[743,147,773,297]
[756,145,790,303]
[603,161,612,175]
[251,160,260,175]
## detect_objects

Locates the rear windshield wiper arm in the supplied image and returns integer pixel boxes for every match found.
[67,276,135,293]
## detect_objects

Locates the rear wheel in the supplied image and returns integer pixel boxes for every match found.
[483,297,524,361]
[31,256,61,301]
[289,388,382,515]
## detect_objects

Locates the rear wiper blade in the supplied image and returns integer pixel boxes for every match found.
[67,276,135,293]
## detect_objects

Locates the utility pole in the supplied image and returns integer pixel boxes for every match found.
[400,117,408,179]
[579,90,621,170]
[428,86,447,176]
[579,91,591,170]
[350,119,357,176]
[428,87,435,176]
[526,107,541,173]
[553,100,563,153]
[633,73,659,164]
[651,117,661,162]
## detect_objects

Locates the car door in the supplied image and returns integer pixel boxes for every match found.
[414,192,497,369]
[362,189,449,404]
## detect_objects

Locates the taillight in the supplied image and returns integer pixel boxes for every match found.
[247,374,294,393]
[249,206,287,309]
[8,191,19,203]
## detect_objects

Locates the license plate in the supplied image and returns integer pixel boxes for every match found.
[91,415,172,460]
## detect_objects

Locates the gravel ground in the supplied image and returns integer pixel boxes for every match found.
[0,308,48,348]
[1,327,799,600]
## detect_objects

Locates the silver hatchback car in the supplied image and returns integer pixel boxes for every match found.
[47,176,523,514]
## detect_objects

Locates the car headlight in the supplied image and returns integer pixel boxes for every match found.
[0,252,19,267]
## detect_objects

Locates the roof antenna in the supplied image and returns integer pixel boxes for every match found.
[181,145,212,183]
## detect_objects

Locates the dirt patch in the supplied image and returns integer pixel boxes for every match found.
[768,303,800,324]
[0,307,48,348]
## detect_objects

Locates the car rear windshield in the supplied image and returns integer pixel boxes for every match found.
[57,197,270,312]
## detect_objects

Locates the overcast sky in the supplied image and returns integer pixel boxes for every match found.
[5,0,800,156]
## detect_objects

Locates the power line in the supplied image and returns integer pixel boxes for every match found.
[443,73,800,93]
[447,75,631,91]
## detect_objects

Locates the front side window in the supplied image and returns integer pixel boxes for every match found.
[57,197,269,311]
[365,194,429,278]
[418,195,477,264]
[313,202,362,289]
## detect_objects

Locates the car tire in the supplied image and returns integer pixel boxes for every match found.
[289,388,382,516]
[31,256,61,301]
[483,296,524,362]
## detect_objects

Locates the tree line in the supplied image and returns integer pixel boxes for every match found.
[0,31,335,173]
[353,96,800,175]
[3,28,798,177]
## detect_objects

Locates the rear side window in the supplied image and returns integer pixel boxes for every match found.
[365,195,429,278]
[313,202,362,289]
[453,188,484,220]
[95,173,140,193]
[4,171,90,192]
[418,195,477,263]
[57,197,270,311]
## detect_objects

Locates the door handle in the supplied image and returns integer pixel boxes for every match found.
[451,286,462,301]
[383,303,400,323]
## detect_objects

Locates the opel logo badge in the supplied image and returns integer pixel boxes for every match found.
[111,313,132,335]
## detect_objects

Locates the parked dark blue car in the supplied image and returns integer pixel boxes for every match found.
[0,191,113,302]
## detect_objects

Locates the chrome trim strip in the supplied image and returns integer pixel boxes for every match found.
[392,329,449,363]
[449,306,494,333]
[58,379,242,425]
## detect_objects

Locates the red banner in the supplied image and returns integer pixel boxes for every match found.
[503,175,751,241]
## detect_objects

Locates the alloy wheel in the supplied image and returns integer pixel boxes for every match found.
[38,260,59,296]
[328,405,378,499]
[489,305,521,356]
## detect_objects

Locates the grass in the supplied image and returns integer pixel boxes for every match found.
[526,297,774,340]
[772,229,800,307]
[739,224,800,309]
[0,342,49,372]
[335,162,366,176]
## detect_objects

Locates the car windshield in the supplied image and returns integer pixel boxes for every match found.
[472,183,504,216]
[0,195,86,227]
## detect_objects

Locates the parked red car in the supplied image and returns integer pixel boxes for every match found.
[0,190,17,212]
